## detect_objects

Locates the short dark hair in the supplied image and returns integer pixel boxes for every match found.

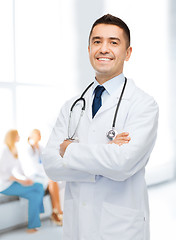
[89,14,130,48]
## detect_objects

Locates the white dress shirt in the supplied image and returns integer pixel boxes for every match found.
[92,73,125,106]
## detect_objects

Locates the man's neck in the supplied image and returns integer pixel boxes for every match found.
[95,71,123,85]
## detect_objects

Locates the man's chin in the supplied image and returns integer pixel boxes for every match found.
[95,69,113,76]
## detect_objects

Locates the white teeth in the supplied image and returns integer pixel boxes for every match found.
[98,58,111,61]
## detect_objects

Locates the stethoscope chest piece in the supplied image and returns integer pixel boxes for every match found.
[106,129,118,141]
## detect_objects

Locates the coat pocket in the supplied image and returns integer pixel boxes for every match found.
[100,202,145,240]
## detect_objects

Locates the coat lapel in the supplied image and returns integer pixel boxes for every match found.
[84,78,136,120]
[85,86,94,121]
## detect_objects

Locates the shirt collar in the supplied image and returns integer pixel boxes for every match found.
[92,73,125,96]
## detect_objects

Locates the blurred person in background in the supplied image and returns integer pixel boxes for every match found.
[23,129,63,226]
[0,129,44,233]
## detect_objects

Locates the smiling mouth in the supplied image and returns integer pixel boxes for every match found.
[97,57,112,61]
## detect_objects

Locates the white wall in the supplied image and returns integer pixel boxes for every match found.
[0,0,175,184]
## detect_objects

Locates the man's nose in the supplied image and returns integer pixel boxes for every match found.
[99,42,109,54]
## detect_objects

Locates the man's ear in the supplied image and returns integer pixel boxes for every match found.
[125,46,132,61]
[88,45,90,54]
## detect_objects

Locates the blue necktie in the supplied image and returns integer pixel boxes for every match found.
[92,85,105,118]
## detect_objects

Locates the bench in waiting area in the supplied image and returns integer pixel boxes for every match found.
[0,182,65,233]
[0,193,52,233]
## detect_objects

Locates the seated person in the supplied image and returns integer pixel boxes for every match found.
[0,129,44,233]
[21,129,63,226]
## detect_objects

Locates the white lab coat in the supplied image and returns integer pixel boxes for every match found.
[42,78,159,240]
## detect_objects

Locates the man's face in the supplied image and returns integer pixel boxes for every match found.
[88,24,132,83]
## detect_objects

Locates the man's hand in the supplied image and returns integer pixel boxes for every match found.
[60,140,72,157]
[108,132,131,146]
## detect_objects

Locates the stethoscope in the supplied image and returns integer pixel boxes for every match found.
[67,77,127,141]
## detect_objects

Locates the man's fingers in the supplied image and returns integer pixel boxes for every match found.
[108,132,131,145]
[60,140,72,157]
[116,136,131,140]
[113,134,131,146]
[115,137,131,142]
[116,132,129,138]
[109,138,130,145]
[117,139,130,144]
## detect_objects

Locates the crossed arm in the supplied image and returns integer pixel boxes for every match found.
[43,94,158,182]
[60,132,131,158]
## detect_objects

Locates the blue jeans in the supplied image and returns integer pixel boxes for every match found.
[1,182,44,229]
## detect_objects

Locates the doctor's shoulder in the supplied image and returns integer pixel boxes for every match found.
[58,94,81,117]
[129,81,159,115]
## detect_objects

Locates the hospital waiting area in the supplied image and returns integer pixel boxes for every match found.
[0,180,176,240]
[0,179,175,240]
[1,0,176,239]
[1,180,176,240]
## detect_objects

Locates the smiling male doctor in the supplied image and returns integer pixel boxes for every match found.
[42,14,159,240]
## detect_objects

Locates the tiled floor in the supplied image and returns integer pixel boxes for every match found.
[1,180,176,240]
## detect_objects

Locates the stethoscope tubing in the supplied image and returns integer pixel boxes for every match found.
[67,78,127,141]
[112,77,127,128]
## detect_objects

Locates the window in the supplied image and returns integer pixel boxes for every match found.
[0,89,14,144]
[0,0,14,83]
[0,0,78,146]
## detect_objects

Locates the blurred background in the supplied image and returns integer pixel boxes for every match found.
[0,0,176,239]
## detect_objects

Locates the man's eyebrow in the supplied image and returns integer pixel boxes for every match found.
[91,36,101,42]
[91,36,121,42]
[109,37,121,42]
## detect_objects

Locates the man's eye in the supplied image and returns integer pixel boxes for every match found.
[94,41,101,44]
[111,41,117,45]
